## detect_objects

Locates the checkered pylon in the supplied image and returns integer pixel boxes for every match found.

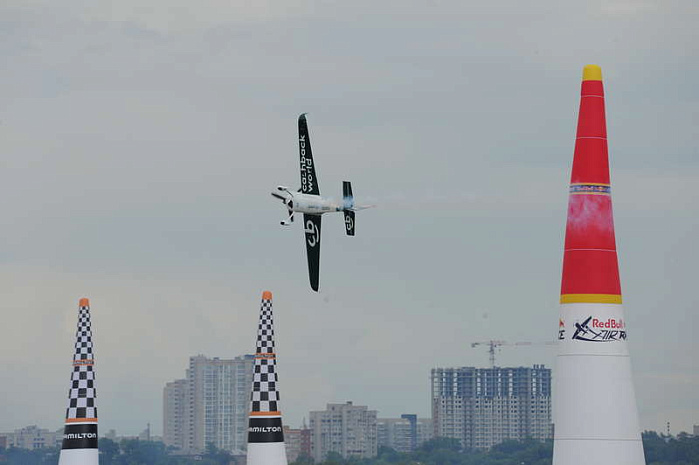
[250,291,281,414]
[64,298,97,421]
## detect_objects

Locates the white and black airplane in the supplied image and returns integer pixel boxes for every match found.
[271,114,371,291]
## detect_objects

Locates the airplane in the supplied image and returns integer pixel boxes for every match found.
[271,114,372,292]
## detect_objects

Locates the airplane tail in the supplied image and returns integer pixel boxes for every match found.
[342,181,354,209]
[341,181,375,235]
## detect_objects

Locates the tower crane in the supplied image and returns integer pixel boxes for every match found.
[470,340,557,367]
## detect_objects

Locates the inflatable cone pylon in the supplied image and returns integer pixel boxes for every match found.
[58,298,99,465]
[553,66,645,465]
[247,291,288,465]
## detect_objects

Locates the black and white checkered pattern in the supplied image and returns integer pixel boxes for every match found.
[73,309,94,361]
[251,297,280,413]
[256,299,275,354]
[65,304,97,420]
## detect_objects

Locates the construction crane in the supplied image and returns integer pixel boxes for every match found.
[471,340,557,367]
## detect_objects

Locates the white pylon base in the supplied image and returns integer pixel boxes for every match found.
[58,448,99,465]
[554,303,645,465]
[553,438,646,465]
[247,442,288,465]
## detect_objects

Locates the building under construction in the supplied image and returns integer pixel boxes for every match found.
[431,365,552,449]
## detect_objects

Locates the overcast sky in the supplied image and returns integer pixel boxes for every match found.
[0,0,697,437]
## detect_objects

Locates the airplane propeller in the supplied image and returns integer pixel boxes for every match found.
[272,191,295,225]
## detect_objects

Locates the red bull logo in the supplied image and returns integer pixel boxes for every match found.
[591,318,624,329]
[572,316,627,342]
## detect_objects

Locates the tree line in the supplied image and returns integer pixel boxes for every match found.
[0,440,237,465]
[293,432,699,465]
[0,431,696,465]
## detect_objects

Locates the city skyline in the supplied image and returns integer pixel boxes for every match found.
[1,0,697,439]
[2,355,555,439]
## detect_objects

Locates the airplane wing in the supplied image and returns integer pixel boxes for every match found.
[303,214,322,291]
[298,114,320,195]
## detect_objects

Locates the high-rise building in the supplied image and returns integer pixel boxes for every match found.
[309,402,378,462]
[163,354,254,454]
[377,415,433,453]
[431,365,552,449]
[416,417,434,447]
[163,379,187,449]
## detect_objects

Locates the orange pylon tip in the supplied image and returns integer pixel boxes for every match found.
[79,298,90,307]
[262,291,272,300]
[582,64,602,81]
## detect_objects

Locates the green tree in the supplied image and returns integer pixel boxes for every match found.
[4,447,58,465]
[117,439,169,465]
[99,438,120,465]
[291,453,314,465]
[4,430,698,465]
[203,442,234,465]
[418,437,462,453]
[324,451,346,464]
